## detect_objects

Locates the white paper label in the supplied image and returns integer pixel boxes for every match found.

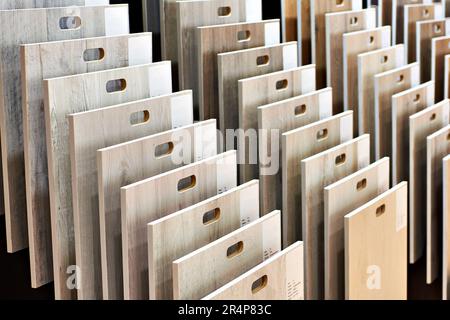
[319,90,333,120]
[411,63,421,87]
[239,183,260,226]
[396,45,405,67]
[381,27,391,48]
[443,102,450,125]
[340,114,353,144]
[128,35,153,66]
[352,0,363,10]
[244,0,262,22]
[282,44,298,70]
[286,244,304,300]
[357,137,371,169]
[105,6,130,36]
[446,19,450,35]
[216,153,237,194]
[264,22,280,46]
[148,62,172,97]
[85,0,109,5]
[426,82,435,107]
[396,187,407,232]
[300,67,316,94]
[194,121,217,162]
[262,213,281,260]
[170,93,193,129]
[366,8,377,29]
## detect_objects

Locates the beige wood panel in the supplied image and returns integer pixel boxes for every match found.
[427,125,450,284]
[299,0,311,65]
[203,242,304,300]
[345,182,408,300]
[44,62,171,300]
[325,8,376,114]
[122,151,237,300]
[239,65,316,184]
[432,35,450,101]
[324,158,390,300]
[68,92,193,299]
[282,0,299,45]
[301,135,370,300]
[394,0,430,44]
[173,211,281,300]
[410,100,450,264]
[392,81,435,185]
[99,117,217,300]
[197,20,281,121]
[218,42,298,147]
[374,63,421,161]
[258,88,333,216]
[281,111,354,248]
[343,26,391,136]
[311,0,362,89]
[149,181,260,300]
[443,155,450,300]
[0,5,128,257]
[21,33,152,290]
[445,54,450,98]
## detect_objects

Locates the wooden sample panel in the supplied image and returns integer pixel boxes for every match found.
[0,0,107,9]
[21,33,152,290]
[445,54,450,98]
[282,111,354,248]
[299,0,312,65]
[343,26,391,136]
[99,117,216,300]
[427,125,450,284]
[378,0,393,26]
[326,8,376,113]
[149,181,260,300]
[302,135,370,300]
[374,63,421,161]
[432,35,450,101]
[394,0,430,44]
[392,81,435,185]
[443,155,450,300]
[69,92,194,299]
[345,182,408,300]
[324,158,390,300]
[410,100,450,264]
[239,65,316,184]
[281,0,300,46]
[198,20,280,122]
[259,88,333,217]
[218,42,298,146]
[173,211,282,300]
[203,242,304,300]
[122,151,237,300]
[44,62,171,300]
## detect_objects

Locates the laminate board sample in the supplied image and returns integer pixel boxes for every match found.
[44,62,171,300]
[299,0,311,65]
[345,182,408,300]
[374,63,421,161]
[343,26,391,136]
[378,0,393,26]
[0,4,129,257]
[218,42,298,147]
[197,19,281,121]
[427,125,450,284]
[393,0,430,44]
[324,158,390,300]
[445,54,450,98]
[0,0,108,9]
[122,151,237,300]
[148,181,260,300]
[203,242,304,300]
[281,111,354,247]
[239,65,316,185]
[142,0,160,56]
[410,100,450,264]
[443,155,450,300]
[21,33,152,290]
[311,0,363,89]
[69,92,193,299]
[99,117,217,300]
[431,35,450,101]
[173,211,281,300]
[301,135,370,300]
[325,8,376,113]
[392,81,435,185]
[281,0,300,54]
[258,88,333,216]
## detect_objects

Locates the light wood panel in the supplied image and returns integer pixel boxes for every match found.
[345,182,408,300]
[203,242,304,300]
[281,111,354,248]
[445,54,450,98]
[432,35,450,101]
[394,0,430,44]
[122,151,237,300]
[239,65,316,184]
[410,100,450,264]
[443,155,450,300]
[258,88,333,217]
[282,0,300,61]
[44,62,171,300]
[148,181,260,300]
[173,211,281,300]
[197,19,281,121]
[324,158,390,300]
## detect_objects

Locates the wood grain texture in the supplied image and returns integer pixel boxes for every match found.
[392,81,435,185]
[122,151,237,300]
[69,91,192,300]
[325,8,376,113]
[99,116,216,300]
[197,20,281,121]
[148,181,260,300]
[203,242,304,300]
[443,155,450,300]
[379,0,393,26]
[282,111,354,248]
[44,62,171,300]
[21,33,152,290]
[394,0,430,44]
[410,100,450,265]
[432,35,450,101]
[301,135,370,300]
[299,0,312,65]
[258,88,333,218]
[281,0,299,45]
[445,54,450,99]
[324,158,390,300]
[345,182,408,300]
[173,211,281,300]
[238,65,316,185]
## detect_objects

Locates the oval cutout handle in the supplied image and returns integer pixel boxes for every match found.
[226,241,244,259]
[368,35,375,45]
[350,16,358,25]
[177,175,197,193]
[295,104,307,117]
[376,204,386,217]
[430,113,437,121]
[203,208,221,226]
[251,275,268,294]
[237,30,251,42]
[59,16,82,30]
[434,24,442,34]
[336,0,344,6]
[83,48,105,62]
[154,142,174,159]
[130,110,150,126]
[381,55,388,64]
[413,94,421,103]
[356,178,367,191]
[335,153,346,166]
[256,55,270,67]
[316,128,328,141]
[396,74,404,83]
[276,79,288,90]
[106,79,127,93]
[218,6,232,17]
